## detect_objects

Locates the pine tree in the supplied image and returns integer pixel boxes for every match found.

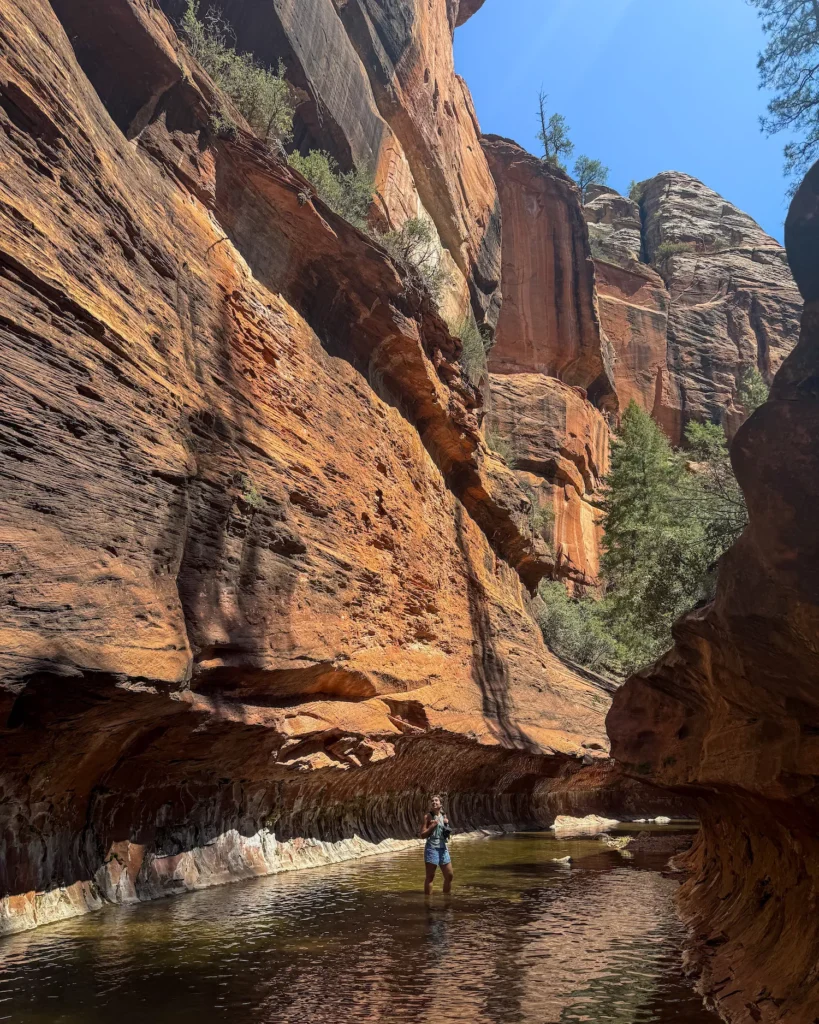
[598,402,712,672]
[750,0,819,185]
[574,155,610,202]
[536,90,574,171]
[736,364,770,415]
[681,421,748,557]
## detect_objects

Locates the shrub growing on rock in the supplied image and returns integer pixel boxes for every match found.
[288,150,374,229]
[537,582,619,673]
[485,428,515,466]
[182,1,294,145]
[448,309,487,386]
[654,240,695,266]
[628,179,646,202]
[380,217,451,301]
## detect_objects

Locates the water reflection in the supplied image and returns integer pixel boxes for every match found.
[0,828,718,1024]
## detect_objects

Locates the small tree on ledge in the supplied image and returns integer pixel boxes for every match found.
[574,155,611,202]
[537,89,574,171]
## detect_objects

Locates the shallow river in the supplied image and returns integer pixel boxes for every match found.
[1,826,720,1024]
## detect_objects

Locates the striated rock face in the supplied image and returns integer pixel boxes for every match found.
[488,374,608,588]
[0,0,624,935]
[480,137,617,588]
[159,0,503,335]
[483,135,616,409]
[639,172,803,441]
[608,163,819,1024]
[585,174,803,442]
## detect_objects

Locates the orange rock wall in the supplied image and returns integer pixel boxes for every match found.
[483,135,616,409]
[488,375,608,588]
[164,0,502,335]
[0,0,616,932]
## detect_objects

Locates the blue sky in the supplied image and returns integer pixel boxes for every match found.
[454,0,790,241]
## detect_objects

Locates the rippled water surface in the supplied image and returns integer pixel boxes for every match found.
[0,827,719,1024]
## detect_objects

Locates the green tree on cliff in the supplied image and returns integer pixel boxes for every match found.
[750,0,819,185]
[537,90,574,170]
[737,364,770,414]
[680,421,748,557]
[598,402,712,672]
[574,156,611,202]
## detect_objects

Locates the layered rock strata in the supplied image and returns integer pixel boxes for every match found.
[0,0,625,935]
[589,172,803,442]
[157,0,502,335]
[487,374,608,588]
[608,162,819,1024]
[640,172,803,441]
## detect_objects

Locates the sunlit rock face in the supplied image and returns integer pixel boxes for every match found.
[156,0,502,336]
[482,135,616,410]
[0,0,635,936]
[480,136,616,589]
[609,162,819,1024]
[585,189,672,420]
[637,172,802,441]
[587,173,802,442]
[487,375,608,589]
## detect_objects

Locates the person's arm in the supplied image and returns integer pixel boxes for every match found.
[421,814,437,839]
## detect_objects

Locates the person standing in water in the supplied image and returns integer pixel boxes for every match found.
[421,794,453,894]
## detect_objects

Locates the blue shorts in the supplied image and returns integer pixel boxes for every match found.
[424,844,451,867]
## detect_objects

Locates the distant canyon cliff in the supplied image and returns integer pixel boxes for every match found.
[0,3,817,1022]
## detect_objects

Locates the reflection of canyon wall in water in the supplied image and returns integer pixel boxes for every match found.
[608,163,819,1023]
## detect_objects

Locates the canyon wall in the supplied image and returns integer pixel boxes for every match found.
[482,151,802,591]
[156,0,501,334]
[482,137,614,589]
[590,172,803,443]
[608,162,819,1024]
[0,0,646,936]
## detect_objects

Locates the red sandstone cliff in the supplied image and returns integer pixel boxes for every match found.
[0,0,624,935]
[608,163,819,1024]
[154,0,501,335]
[480,136,615,589]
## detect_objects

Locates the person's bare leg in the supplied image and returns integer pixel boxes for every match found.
[424,862,437,895]
[441,862,453,894]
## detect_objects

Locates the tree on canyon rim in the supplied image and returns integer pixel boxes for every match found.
[537,90,574,170]
[574,156,611,202]
[751,0,819,186]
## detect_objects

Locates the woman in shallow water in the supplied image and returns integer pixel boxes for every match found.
[421,794,453,894]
